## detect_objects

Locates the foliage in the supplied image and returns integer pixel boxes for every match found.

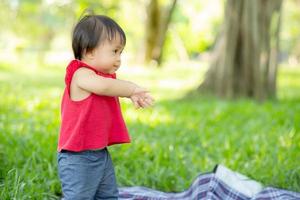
[0,0,300,64]
[0,62,299,198]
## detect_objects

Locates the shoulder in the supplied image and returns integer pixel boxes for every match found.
[74,67,95,76]
[73,67,97,81]
[72,67,106,91]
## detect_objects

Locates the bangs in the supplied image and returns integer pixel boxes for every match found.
[95,15,126,46]
[102,26,126,46]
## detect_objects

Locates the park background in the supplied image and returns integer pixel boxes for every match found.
[0,0,299,199]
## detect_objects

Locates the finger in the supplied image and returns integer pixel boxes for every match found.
[137,98,148,108]
[139,98,152,108]
[130,97,141,109]
[133,95,147,109]
[137,99,145,108]
[143,98,154,107]
[144,94,155,102]
[133,94,153,108]
[134,100,141,109]
[141,95,154,106]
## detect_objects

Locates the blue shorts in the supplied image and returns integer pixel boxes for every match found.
[57,147,118,200]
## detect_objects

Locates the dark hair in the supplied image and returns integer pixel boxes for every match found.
[72,14,126,60]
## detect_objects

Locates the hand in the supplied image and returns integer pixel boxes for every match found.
[130,87,155,109]
[131,92,155,109]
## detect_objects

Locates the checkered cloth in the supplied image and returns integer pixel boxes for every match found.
[118,165,300,200]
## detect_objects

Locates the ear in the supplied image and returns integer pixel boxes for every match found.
[83,49,95,60]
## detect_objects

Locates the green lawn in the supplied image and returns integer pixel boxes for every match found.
[0,61,299,199]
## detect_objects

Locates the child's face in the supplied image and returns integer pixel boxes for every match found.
[91,36,124,74]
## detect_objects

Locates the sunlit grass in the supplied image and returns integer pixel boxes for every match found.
[0,61,299,199]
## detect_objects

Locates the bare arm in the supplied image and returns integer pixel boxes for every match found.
[74,67,140,97]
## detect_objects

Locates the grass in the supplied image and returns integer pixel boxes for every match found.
[0,61,299,199]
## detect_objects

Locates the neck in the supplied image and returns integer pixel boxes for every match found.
[81,58,95,67]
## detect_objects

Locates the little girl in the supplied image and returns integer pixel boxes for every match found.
[57,14,154,199]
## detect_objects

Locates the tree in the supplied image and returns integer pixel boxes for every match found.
[198,0,283,100]
[144,0,177,66]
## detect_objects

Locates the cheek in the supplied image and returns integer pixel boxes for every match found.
[101,55,115,66]
[97,53,108,61]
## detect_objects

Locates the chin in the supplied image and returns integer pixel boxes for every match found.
[108,70,116,74]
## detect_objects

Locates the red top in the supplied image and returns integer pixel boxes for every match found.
[57,59,131,152]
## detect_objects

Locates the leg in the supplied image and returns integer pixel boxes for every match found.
[57,150,106,200]
[94,148,119,200]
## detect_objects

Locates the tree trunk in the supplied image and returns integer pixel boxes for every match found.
[144,0,177,66]
[199,0,282,100]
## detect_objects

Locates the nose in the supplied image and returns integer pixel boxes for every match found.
[115,57,121,67]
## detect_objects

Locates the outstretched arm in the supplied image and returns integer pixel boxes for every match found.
[74,67,139,97]
[73,67,155,108]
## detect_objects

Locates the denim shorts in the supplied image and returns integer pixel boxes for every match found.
[57,147,118,200]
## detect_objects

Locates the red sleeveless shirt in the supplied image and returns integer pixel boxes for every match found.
[57,60,131,152]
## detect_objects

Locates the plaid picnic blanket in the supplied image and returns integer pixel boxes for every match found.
[118,165,300,200]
